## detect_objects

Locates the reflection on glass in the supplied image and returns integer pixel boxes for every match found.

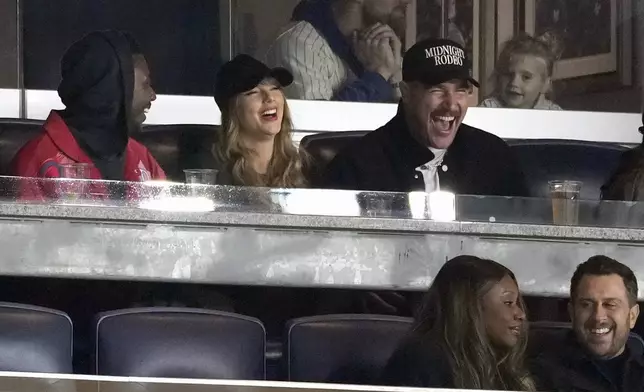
[408,191,428,219]
[0,371,522,392]
[428,191,456,222]
[270,189,361,217]
[139,196,216,213]
[4,175,644,230]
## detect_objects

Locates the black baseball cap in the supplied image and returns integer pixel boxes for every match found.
[214,54,293,109]
[403,38,479,88]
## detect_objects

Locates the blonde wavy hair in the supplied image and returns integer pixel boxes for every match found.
[492,32,564,100]
[215,89,308,188]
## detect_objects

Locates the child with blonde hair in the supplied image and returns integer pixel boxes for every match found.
[480,32,563,110]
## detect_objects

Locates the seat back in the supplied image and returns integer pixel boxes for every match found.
[285,314,413,384]
[299,131,369,176]
[0,120,628,200]
[135,124,218,182]
[528,321,644,358]
[508,139,628,200]
[0,119,45,175]
[95,308,266,379]
[0,302,73,373]
[0,120,220,182]
[300,132,628,200]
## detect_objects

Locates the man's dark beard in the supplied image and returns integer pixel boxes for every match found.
[363,8,407,43]
[389,10,407,40]
[128,113,144,134]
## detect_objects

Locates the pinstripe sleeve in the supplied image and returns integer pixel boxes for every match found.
[266,23,334,100]
[266,22,394,102]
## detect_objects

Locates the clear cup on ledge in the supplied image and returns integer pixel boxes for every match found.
[548,180,582,226]
[184,169,218,197]
[58,163,93,201]
[184,169,218,185]
[364,197,393,218]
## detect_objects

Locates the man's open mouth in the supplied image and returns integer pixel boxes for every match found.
[431,115,456,133]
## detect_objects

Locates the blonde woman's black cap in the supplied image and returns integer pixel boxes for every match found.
[214,54,293,109]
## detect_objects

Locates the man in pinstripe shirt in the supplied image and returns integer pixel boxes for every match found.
[265,0,409,102]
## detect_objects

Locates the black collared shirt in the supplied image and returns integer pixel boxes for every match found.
[318,105,529,197]
[595,351,628,391]
[531,332,644,392]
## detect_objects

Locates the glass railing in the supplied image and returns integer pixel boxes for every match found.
[0,371,517,392]
[1,176,643,231]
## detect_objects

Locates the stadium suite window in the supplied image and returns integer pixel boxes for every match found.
[22,0,223,96]
[0,0,18,89]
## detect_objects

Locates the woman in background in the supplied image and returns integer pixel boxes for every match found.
[480,33,562,110]
[601,113,644,201]
[381,255,535,391]
[209,54,309,188]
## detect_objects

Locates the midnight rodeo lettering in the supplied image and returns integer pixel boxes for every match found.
[424,45,464,66]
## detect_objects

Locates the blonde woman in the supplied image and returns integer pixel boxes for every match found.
[210,54,308,188]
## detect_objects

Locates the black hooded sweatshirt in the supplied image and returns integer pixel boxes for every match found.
[57,30,141,181]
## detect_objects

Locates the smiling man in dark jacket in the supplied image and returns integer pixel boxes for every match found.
[531,256,644,392]
[320,38,528,197]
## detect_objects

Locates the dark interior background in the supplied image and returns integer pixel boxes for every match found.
[0,0,18,89]
[22,0,221,96]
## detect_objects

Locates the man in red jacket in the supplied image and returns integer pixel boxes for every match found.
[11,30,165,200]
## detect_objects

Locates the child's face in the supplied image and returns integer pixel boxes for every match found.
[498,55,550,109]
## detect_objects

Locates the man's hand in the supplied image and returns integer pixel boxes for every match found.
[352,23,401,81]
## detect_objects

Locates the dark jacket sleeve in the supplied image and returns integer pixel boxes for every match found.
[501,146,531,197]
[332,71,394,103]
[316,151,362,190]
[178,132,216,175]
[527,355,560,392]
[380,338,453,388]
[509,158,530,197]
